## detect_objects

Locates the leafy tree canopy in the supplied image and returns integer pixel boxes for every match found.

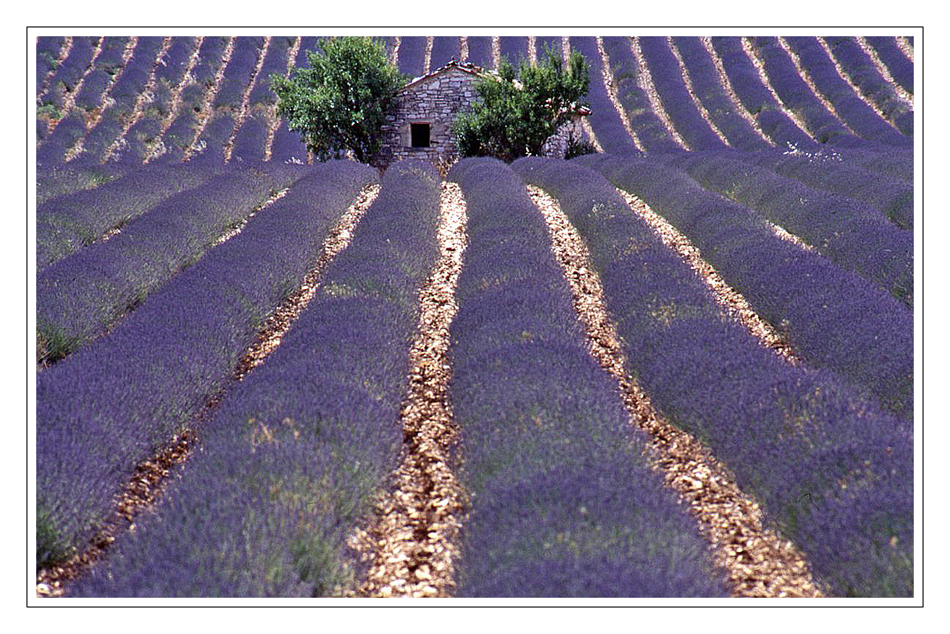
[271,37,407,163]
[454,45,590,163]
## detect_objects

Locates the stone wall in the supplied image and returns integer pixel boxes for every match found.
[374,65,588,168]
[375,66,480,167]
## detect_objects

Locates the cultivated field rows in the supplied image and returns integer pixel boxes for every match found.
[35,34,915,599]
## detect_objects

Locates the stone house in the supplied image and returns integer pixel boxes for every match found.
[373,60,591,167]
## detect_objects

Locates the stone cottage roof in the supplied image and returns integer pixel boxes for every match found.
[401,59,591,116]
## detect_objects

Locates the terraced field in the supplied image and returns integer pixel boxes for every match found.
[33,34,916,599]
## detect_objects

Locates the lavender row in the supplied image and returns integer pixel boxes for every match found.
[35,112,86,167]
[466,36,493,68]
[75,37,166,164]
[73,36,130,112]
[734,147,914,229]
[498,36,529,67]
[38,36,98,110]
[36,162,126,205]
[447,157,727,597]
[864,37,913,95]
[36,160,378,571]
[70,160,439,597]
[600,36,683,153]
[513,156,912,597]
[153,37,199,86]
[636,37,727,151]
[748,37,866,148]
[709,37,819,151]
[154,37,232,163]
[36,161,216,271]
[822,37,913,136]
[578,153,913,421]
[658,150,914,305]
[429,36,460,69]
[668,37,772,151]
[37,163,308,364]
[566,37,641,155]
[396,36,427,77]
[269,118,309,164]
[213,36,265,111]
[781,37,910,147]
[36,37,67,98]
[230,113,269,163]
[247,36,295,107]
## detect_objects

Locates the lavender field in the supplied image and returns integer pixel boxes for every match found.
[33,34,916,600]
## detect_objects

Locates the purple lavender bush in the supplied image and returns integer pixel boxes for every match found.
[864,37,913,95]
[70,160,437,597]
[600,36,684,153]
[36,161,216,272]
[746,37,865,148]
[566,37,641,155]
[429,36,461,69]
[657,150,914,305]
[709,37,820,151]
[636,37,727,151]
[781,37,910,148]
[584,153,913,422]
[447,157,728,597]
[512,156,912,597]
[733,147,913,229]
[37,163,309,364]
[822,37,913,137]
[36,160,378,572]
[668,37,772,151]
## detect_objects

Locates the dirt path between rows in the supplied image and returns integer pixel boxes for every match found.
[36,184,380,597]
[350,181,468,598]
[527,185,824,598]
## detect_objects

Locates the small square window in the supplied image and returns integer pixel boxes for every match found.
[411,123,431,148]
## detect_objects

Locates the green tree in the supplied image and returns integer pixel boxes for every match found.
[454,45,590,162]
[270,37,407,163]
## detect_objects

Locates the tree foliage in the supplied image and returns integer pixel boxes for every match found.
[454,46,590,162]
[271,37,407,163]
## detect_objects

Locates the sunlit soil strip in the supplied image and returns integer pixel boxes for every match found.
[144,37,205,164]
[814,37,905,132]
[740,38,815,142]
[855,37,914,106]
[527,186,822,598]
[353,182,468,599]
[423,36,434,74]
[459,36,469,63]
[615,188,801,364]
[776,37,859,136]
[183,37,235,161]
[630,36,690,150]
[700,37,774,146]
[37,37,72,104]
[596,36,645,151]
[101,37,174,163]
[47,36,103,137]
[667,37,732,147]
[896,36,914,62]
[391,36,401,67]
[528,36,537,65]
[562,37,604,153]
[264,37,300,162]
[36,184,381,598]
[224,37,271,162]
